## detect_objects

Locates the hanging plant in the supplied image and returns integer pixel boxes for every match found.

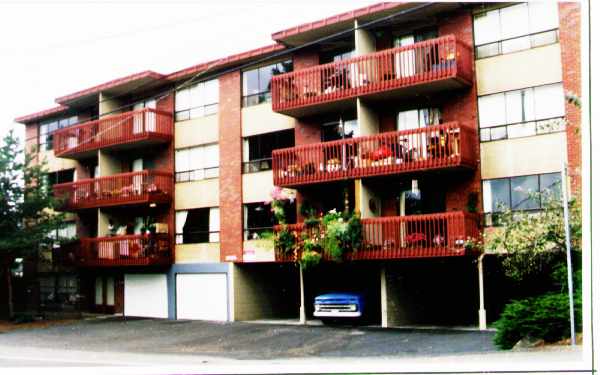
[299,250,322,270]
[274,225,296,255]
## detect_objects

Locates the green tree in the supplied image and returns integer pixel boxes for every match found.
[0,130,64,318]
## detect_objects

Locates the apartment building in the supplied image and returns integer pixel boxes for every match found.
[15,1,581,327]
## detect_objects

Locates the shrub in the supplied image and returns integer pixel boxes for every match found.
[493,290,582,349]
[274,226,295,255]
[299,250,322,270]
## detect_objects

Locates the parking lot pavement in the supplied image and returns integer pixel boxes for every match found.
[0,317,497,360]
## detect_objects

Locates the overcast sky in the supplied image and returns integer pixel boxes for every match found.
[0,0,377,141]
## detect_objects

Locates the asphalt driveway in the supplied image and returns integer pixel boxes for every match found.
[0,317,497,360]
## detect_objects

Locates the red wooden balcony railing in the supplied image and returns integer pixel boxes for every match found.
[273,122,477,187]
[274,211,480,262]
[75,234,172,267]
[53,170,173,210]
[53,108,173,158]
[272,35,472,114]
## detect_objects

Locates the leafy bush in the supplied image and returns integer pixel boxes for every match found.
[299,250,322,270]
[493,289,582,349]
[274,226,295,255]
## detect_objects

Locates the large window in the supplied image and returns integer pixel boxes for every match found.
[478,83,566,142]
[175,79,219,121]
[175,143,219,182]
[176,208,220,244]
[47,169,75,187]
[244,201,296,240]
[243,129,295,173]
[473,3,559,59]
[321,118,358,142]
[242,60,293,107]
[39,116,78,151]
[482,172,562,226]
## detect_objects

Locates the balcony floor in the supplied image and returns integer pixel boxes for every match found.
[57,133,171,160]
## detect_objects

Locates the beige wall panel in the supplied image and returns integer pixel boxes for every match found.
[98,149,121,177]
[242,171,274,203]
[39,151,78,173]
[175,243,220,264]
[242,239,275,262]
[175,179,219,209]
[476,44,563,96]
[241,103,295,137]
[175,115,219,149]
[480,133,566,179]
[357,98,379,136]
[355,22,376,55]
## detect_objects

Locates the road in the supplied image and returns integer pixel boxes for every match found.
[0,317,588,373]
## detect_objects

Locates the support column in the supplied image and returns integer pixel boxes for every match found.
[299,267,306,324]
[380,266,388,328]
[478,254,487,330]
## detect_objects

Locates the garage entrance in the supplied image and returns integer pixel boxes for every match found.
[303,262,382,325]
[124,273,168,318]
[232,263,299,321]
[176,273,228,321]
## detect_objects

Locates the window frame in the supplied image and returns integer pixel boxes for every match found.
[175,207,220,244]
[482,172,562,226]
[477,83,566,142]
[242,129,295,174]
[473,2,560,59]
[175,143,220,182]
[175,79,219,121]
[242,60,293,107]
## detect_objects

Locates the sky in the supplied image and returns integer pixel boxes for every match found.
[0,0,377,142]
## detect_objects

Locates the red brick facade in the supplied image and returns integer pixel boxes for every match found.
[439,9,482,213]
[218,71,244,262]
[559,2,582,196]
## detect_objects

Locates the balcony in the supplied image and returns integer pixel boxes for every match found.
[53,170,173,210]
[53,108,173,159]
[74,234,172,267]
[275,211,480,262]
[271,35,473,116]
[272,122,477,187]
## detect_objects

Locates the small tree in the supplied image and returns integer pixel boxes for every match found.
[0,130,65,318]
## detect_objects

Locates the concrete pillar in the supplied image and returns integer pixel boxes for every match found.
[380,266,388,328]
[354,20,376,55]
[478,254,487,330]
[299,267,306,324]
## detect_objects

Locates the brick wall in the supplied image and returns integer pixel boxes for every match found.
[219,71,243,262]
[439,9,482,213]
[25,123,38,158]
[559,2,582,196]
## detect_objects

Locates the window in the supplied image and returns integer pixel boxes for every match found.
[321,118,358,142]
[175,143,219,182]
[482,172,562,226]
[244,201,296,240]
[39,116,78,151]
[397,108,442,131]
[47,169,75,187]
[175,79,219,121]
[243,129,295,173]
[478,83,566,142]
[49,221,77,241]
[176,208,220,244]
[473,3,559,58]
[242,60,292,107]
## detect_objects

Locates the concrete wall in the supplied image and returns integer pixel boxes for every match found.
[476,44,563,96]
[241,103,295,137]
[175,243,220,264]
[480,132,566,179]
[38,150,79,173]
[231,263,299,321]
[242,171,273,203]
[174,179,219,210]
[242,239,275,262]
[175,115,219,149]
[98,149,121,177]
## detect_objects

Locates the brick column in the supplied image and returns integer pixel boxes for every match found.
[219,71,243,262]
[559,2,582,196]
[439,10,482,213]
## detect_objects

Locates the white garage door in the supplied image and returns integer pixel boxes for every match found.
[176,273,228,321]
[124,274,168,318]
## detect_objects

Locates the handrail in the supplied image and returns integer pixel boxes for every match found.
[274,211,481,261]
[272,122,477,186]
[272,34,472,112]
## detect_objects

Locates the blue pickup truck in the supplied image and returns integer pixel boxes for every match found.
[313,292,365,323]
